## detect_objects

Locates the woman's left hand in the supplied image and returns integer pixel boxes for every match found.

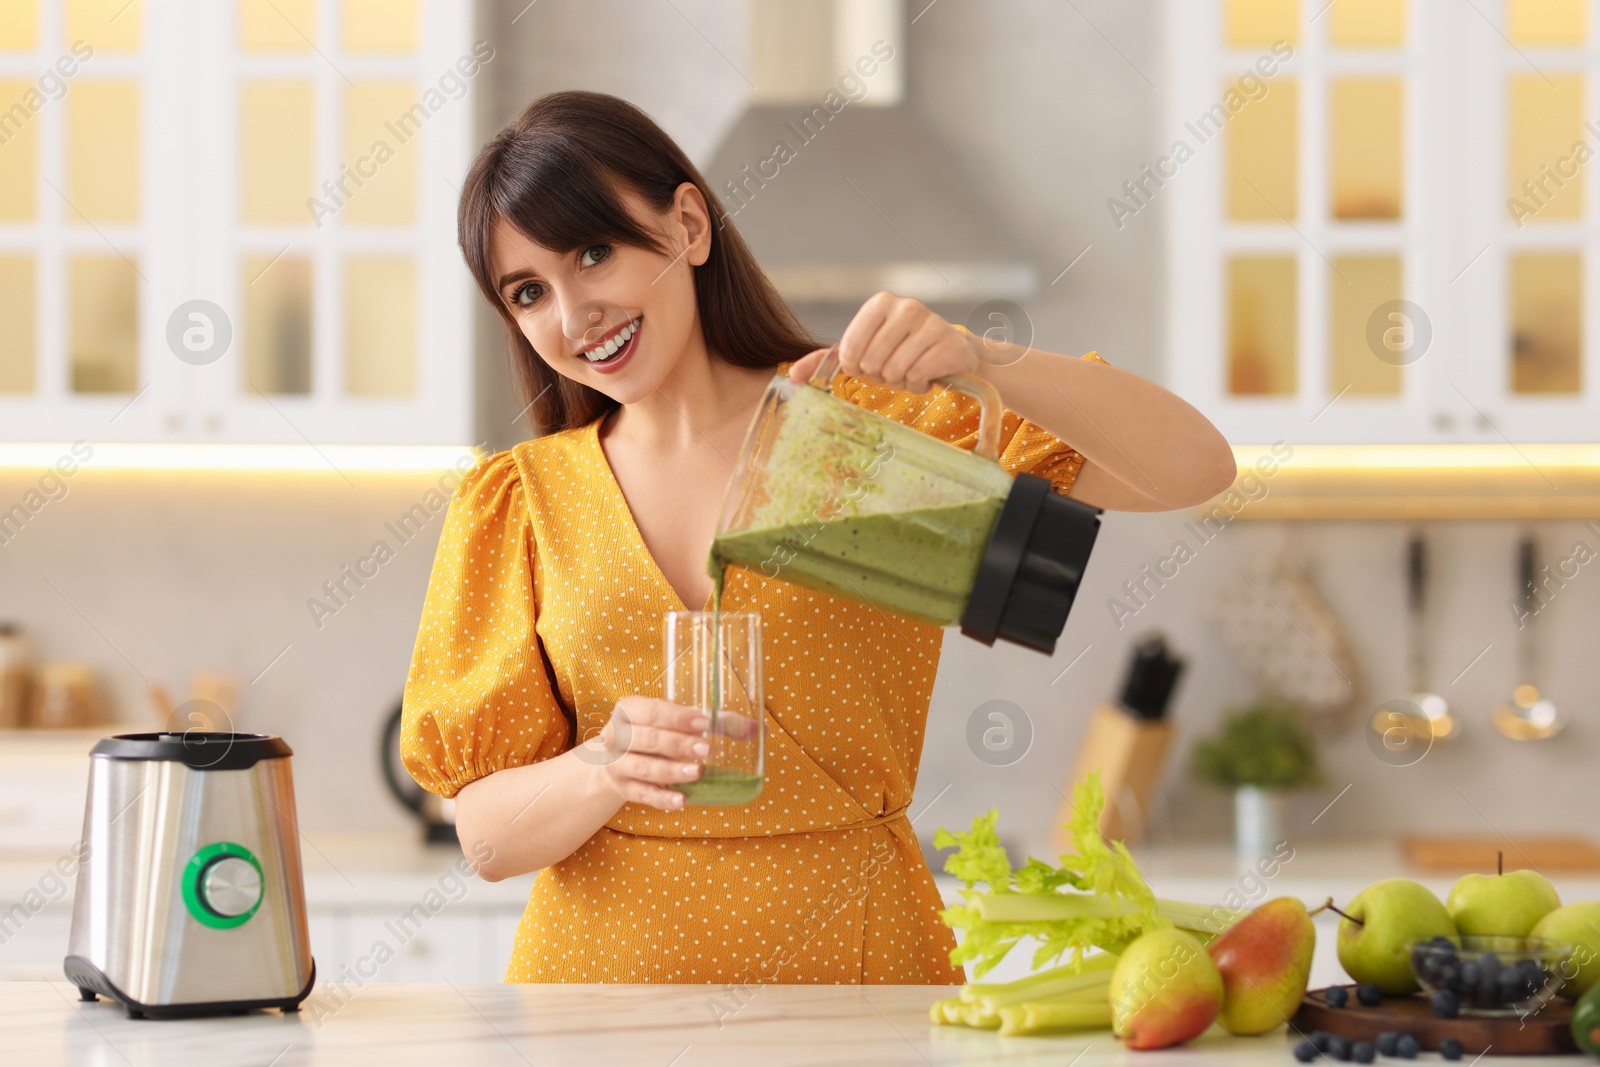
[788,291,979,394]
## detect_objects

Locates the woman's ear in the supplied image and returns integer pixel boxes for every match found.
[672,181,714,268]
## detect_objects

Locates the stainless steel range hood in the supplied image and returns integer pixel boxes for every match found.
[701,0,1036,306]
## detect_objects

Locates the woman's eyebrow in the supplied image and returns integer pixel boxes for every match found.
[496,267,538,291]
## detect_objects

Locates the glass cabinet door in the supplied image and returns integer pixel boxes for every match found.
[1171,0,1600,445]
[0,0,475,446]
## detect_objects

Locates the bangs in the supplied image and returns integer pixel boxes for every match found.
[480,140,669,262]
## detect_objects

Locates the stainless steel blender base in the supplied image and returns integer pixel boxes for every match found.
[65,954,316,1019]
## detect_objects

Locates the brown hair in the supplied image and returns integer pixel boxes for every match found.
[458,90,820,435]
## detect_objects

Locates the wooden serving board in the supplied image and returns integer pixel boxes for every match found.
[1402,835,1600,872]
[1290,987,1576,1056]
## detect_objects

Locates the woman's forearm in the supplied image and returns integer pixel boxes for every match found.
[454,749,624,881]
[978,344,1237,510]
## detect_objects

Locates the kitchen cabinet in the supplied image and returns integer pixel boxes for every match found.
[1168,0,1600,446]
[0,849,533,985]
[0,0,477,447]
[0,903,525,985]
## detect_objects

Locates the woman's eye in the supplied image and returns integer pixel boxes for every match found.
[580,244,611,268]
[511,281,544,307]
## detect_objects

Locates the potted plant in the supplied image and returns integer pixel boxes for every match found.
[1192,700,1323,860]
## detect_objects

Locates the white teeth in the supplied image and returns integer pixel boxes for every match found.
[583,318,639,362]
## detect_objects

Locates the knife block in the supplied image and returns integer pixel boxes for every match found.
[1058,703,1174,847]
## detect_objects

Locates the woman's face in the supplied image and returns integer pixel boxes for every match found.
[487,182,712,406]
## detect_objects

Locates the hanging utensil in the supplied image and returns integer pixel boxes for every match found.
[1493,534,1565,740]
[1405,530,1457,741]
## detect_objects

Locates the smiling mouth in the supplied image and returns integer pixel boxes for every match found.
[578,316,641,365]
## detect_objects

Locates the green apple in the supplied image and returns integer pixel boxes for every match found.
[1448,868,1561,937]
[1110,927,1224,1050]
[1208,897,1316,1035]
[1336,878,1456,994]
[1532,903,1600,1000]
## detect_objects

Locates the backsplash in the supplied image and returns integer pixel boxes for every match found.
[0,463,1593,850]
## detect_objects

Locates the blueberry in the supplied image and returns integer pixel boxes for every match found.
[1432,989,1460,1018]
[1356,982,1384,1007]
[1439,1036,1464,1061]
[1327,1035,1352,1061]
[1480,951,1502,973]
[1460,960,1481,988]
[1436,959,1462,991]
[1325,986,1350,1008]
[1396,1033,1420,1059]
[1411,946,1432,977]
[1432,935,1459,952]
[1294,1040,1318,1063]
[1375,1031,1400,1056]
[1310,1030,1332,1051]
[1498,969,1524,1002]
[1351,1040,1375,1063]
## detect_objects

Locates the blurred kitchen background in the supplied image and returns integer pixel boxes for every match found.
[6,0,1600,984]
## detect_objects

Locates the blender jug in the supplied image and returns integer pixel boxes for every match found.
[710,348,1102,654]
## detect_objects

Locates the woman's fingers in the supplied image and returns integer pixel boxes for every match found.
[620,722,709,760]
[613,752,701,786]
[627,783,689,811]
[881,316,949,393]
[712,710,766,741]
[787,347,832,381]
[837,291,896,374]
[613,695,708,734]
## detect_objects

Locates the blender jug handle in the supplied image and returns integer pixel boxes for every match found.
[807,344,1004,460]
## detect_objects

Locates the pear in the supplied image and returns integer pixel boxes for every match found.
[1207,897,1316,1035]
[1335,878,1456,994]
[1532,902,1600,1000]
[1110,927,1224,1050]
[1448,867,1561,937]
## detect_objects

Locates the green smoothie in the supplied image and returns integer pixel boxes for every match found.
[672,766,764,806]
[709,496,1004,626]
[705,378,1013,626]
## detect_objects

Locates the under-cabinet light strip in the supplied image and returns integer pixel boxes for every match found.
[0,444,485,472]
[1234,444,1600,470]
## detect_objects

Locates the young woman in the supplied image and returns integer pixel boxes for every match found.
[402,91,1236,985]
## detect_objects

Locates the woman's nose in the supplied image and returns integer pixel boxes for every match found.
[565,306,608,348]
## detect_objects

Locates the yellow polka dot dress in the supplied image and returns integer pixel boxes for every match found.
[401,355,1106,984]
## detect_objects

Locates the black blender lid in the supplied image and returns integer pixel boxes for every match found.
[961,473,1102,654]
[90,732,292,771]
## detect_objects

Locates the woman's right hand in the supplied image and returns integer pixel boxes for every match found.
[580,696,708,811]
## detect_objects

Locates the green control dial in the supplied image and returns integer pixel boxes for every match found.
[182,842,264,929]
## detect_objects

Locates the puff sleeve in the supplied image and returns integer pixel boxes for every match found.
[400,450,570,798]
[830,350,1111,497]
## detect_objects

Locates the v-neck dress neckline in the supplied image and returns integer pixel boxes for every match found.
[585,416,717,614]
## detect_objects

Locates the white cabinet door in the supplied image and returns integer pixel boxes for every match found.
[1167,0,1600,445]
[342,908,486,984]
[0,0,477,447]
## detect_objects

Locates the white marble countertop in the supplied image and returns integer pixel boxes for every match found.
[5,979,1575,1067]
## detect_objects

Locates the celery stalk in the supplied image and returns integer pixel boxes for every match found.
[975,892,1244,936]
[929,996,962,1025]
[959,952,1117,1003]
[958,1000,1002,1030]
[997,997,1113,1037]
[971,970,1111,1013]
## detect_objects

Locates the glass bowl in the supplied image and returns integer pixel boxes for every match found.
[1409,936,1573,1017]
